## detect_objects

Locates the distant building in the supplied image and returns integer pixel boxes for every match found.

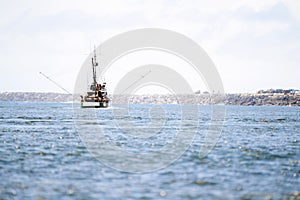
[257,88,299,95]
[194,90,201,94]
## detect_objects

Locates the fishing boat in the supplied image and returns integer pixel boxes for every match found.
[80,47,109,108]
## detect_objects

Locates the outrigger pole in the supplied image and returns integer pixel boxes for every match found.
[39,72,72,95]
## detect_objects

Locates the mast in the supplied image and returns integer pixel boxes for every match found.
[91,46,98,90]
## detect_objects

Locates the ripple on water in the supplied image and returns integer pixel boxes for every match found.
[0,103,300,199]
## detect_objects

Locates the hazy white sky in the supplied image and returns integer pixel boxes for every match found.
[0,0,299,93]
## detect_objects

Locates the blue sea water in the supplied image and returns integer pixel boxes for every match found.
[0,102,299,199]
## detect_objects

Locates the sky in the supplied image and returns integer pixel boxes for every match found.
[0,0,299,94]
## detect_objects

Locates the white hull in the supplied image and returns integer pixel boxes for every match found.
[81,101,108,108]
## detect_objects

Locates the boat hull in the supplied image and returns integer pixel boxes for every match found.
[81,101,109,108]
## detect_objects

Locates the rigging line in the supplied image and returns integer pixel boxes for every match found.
[39,72,72,95]
[119,70,152,94]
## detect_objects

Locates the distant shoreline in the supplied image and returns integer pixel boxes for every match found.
[1,91,300,106]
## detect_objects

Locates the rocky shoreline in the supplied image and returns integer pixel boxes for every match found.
[0,92,300,106]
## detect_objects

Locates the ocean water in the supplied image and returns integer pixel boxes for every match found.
[0,102,299,199]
